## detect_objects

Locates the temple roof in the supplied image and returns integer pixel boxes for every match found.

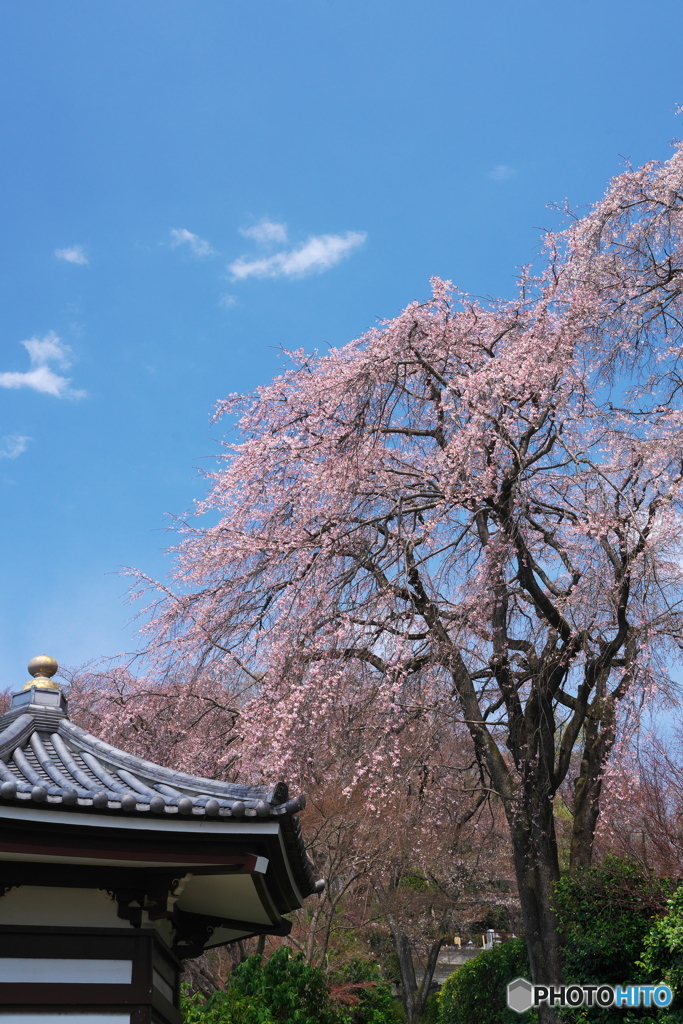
[0,657,320,903]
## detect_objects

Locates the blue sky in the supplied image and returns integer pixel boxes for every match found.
[0,0,682,687]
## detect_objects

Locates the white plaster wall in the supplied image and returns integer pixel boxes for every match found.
[0,958,133,983]
[0,1017,130,1023]
[148,914,174,946]
[0,887,132,927]
[176,873,272,925]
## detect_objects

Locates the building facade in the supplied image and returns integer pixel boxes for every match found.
[0,657,321,1023]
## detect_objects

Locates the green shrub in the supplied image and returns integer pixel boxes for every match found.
[438,939,534,1024]
[636,885,683,1023]
[553,858,675,1023]
[182,983,276,1024]
[182,947,344,1024]
[329,957,404,1024]
[350,982,404,1024]
[554,858,673,990]
[420,991,440,1024]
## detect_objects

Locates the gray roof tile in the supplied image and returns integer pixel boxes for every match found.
[0,683,322,898]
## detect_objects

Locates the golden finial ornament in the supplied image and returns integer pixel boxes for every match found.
[22,655,60,691]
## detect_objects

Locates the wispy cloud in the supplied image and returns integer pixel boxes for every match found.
[489,165,516,182]
[55,246,89,265]
[239,220,288,246]
[229,231,367,281]
[170,228,215,257]
[0,332,85,399]
[218,294,237,310]
[0,434,30,460]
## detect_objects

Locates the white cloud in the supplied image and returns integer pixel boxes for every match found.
[55,246,89,265]
[229,231,367,281]
[23,334,70,368]
[218,294,237,310]
[170,228,215,257]
[239,220,288,246]
[489,165,516,182]
[0,434,31,459]
[0,332,85,399]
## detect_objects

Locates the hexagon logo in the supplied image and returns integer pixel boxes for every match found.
[507,977,534,1013]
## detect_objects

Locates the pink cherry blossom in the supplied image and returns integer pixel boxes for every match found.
[128,143,683,1012]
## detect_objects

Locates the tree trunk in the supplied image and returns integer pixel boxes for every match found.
[570,749,604,871]
[415,937,444,1018]
[391,925,420,1023]
[371,877,447,1021]
[382,924,443,1021]
[304,899,324,963]
[570,677,620,871]
[509,796,563,1024]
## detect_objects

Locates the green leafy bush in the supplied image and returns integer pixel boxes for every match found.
[437,938,534,1024]
[182,947,344,1024]
[329,958,404,1024]
[553,858,675,1023]
[420,992,440,1024]
[636,885,683,1023]
[341,981,404,1024]
[182,983,276,1024]
[554,858,673,990]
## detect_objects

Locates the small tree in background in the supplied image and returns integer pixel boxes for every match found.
[274,676,516,1022]
[64,664,245,781]
[593,726,683,877]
